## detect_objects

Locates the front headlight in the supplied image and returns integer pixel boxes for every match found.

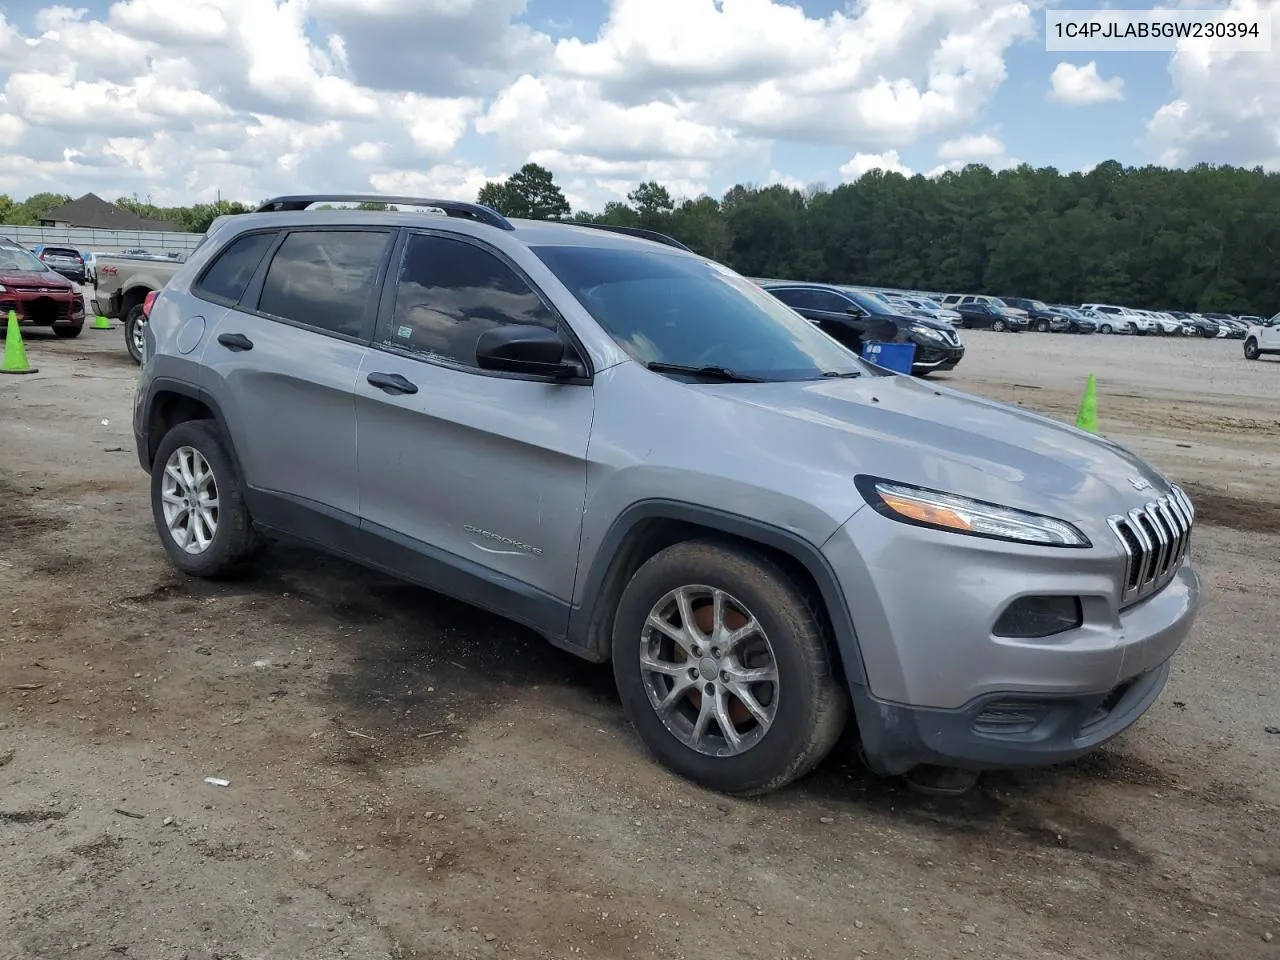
[912,326,945,341]
[856,478,1091,547]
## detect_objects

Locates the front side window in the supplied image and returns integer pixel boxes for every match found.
[257,230,391,338]
[197,231,277,305]
[385,233,559,367]
[532,245,867,381]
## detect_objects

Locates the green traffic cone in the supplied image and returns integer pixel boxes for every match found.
[1075,374,1098,433]
[1,309,37,375]
[93,315,113,330]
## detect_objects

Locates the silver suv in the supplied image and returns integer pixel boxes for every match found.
[133,195,1202,796]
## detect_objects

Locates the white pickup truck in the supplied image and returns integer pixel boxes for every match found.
[1243,313,1280,361]
[91,253,184,362]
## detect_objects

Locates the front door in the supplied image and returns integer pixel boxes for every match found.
[1261,316,1280,350]
[354,230,594,608]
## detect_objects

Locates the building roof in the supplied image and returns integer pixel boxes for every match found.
[39,193,180,232]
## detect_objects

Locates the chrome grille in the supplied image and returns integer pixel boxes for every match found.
[1107,486,1194,605]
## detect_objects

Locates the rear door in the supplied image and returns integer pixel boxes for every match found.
[199,226,394,525]
[353,230,593,607]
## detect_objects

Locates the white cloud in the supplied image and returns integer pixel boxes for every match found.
[1047,61,1125,106]
[937,133,1007,163]
[1144,0,1280,170]
[839,150,914,181]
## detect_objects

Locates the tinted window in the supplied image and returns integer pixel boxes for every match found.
[769,288,813,309]
[258,230,390,337]
[198,232,276,304]
[533,245,867,381]
[386,234,558,366]
[810,290,853,313]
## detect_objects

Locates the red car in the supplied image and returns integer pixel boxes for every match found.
[0,243,85,337]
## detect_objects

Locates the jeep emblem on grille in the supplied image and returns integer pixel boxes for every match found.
[1128,476,1152,491]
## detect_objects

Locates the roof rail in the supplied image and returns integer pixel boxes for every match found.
[254,195,514,231]
[564,221,693,252]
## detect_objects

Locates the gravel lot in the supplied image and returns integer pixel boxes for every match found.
[2,326,1277,960]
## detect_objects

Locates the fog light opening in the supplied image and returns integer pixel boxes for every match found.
[993,595,1083,639]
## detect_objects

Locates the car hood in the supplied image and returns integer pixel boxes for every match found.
[713,373,1171,531]
[876,311,953,332]
[0,270,72,288]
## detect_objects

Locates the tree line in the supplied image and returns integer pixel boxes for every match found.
[4,159,1276,313]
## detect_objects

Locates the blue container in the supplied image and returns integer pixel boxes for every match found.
[860,340,916,374]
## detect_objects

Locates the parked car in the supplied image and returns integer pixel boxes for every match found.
[1210,316,1248,339]
[92,252,185,362]
[1243,313,1280,360]
[0,243,86,336]
[939,294,1031,323]
[999,297,1066,333]
[1168,311,1218,338]
[1046,306,1097,334]
[887,295,963,325]
[131,192,1202,798]
[31,244,87,284]
[954,301,1028,332]
[761,282,966,376]
[1079,304,1149,335]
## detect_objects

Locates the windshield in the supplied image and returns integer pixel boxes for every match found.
[0,248,50,272]
[837,288,895,315]
[532,246,868,381]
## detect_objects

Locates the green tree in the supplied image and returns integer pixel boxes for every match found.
[477,163,570,220]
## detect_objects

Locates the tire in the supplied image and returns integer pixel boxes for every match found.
[53,324,84,338]
[124,304,146,364]
[991,319,1006,332]
[1035,319,1049,333]
[611,540,849,796]
[1099,323,1113,335]
[150,419,265,578]
[1244,338,1260,360]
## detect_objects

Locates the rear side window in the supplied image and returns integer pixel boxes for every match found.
[257,230,391,338]
[384,233,558,367]
[197,232,276,305]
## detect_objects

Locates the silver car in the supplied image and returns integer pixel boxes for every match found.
[132,195,1202,797]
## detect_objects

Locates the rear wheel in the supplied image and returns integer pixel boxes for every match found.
[124,304,146,364]
[1099,323,1113,334]
[612,540,849,796]
[1244,338,1260,360]
[150,420,265,578]
[1035,319,1050,333]
[52,324,83,338]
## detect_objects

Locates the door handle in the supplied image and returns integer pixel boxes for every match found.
[367,372,419,395]
[217,333,254,352]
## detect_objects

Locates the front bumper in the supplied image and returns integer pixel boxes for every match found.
[911,342,964,373]
[822,506,1201,773]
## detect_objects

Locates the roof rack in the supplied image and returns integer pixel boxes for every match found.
[254,195,514,231]
[564,221,693,252]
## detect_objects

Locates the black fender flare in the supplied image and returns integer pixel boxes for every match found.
[137,377,244,483]
[565,499,868,686]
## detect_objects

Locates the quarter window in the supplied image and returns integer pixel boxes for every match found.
[386,233,559,367]
[197,231,277,305]
[257,230,391,338]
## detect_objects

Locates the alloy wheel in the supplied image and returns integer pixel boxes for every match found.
[639,585,779,758]
[160,446,219,554]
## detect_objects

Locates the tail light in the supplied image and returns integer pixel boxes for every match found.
[142,290,158,316]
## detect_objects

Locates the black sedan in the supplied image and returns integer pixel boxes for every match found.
[1001,297,1067,332]
[955,301,1028,332]
[761,282,965,375]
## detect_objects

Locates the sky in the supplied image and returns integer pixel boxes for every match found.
[0,0,1275,212]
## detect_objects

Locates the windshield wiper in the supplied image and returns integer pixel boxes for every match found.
[644,362,765,383]
[821,370,862,379]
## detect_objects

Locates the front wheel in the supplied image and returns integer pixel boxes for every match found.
[1099,323,1113,335]
[991,319,1007,332]
[150,420,265,578]
[1035,319,1049,333]
[612,540,849,796]
[124,304,146,364]
[1244,338,1261,360]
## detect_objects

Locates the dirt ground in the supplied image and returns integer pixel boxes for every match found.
[2,326,1277,960]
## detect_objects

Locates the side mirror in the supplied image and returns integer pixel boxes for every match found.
[475,325,581,379]
[845,305,866,317]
